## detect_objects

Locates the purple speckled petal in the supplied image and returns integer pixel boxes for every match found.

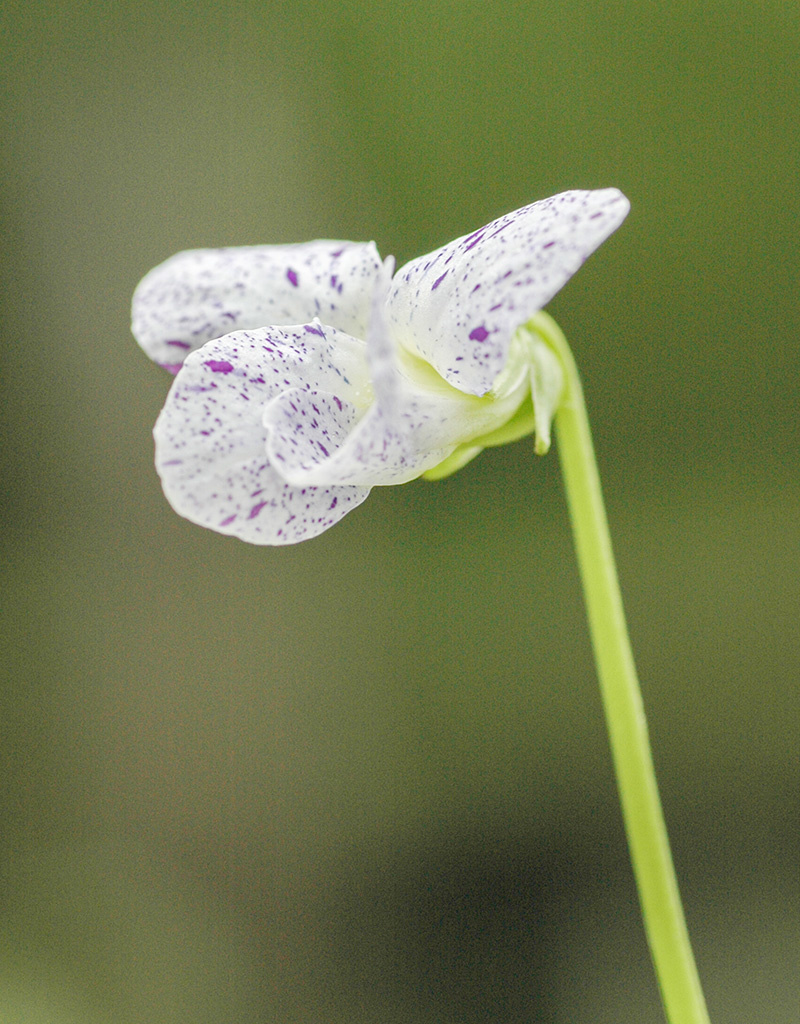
[387,189,630,396]
[154,323,372,544]
[264,385,473,487]
[132,240,382,371]
[264,260,529,487]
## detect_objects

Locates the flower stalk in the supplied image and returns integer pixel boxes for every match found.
[528,311,711,1024]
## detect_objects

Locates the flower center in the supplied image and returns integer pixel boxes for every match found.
[421,318,565,480]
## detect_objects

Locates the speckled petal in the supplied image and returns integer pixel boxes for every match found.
[132,240,382,371]
[264,262,530,488]
[264,385,468,486]
[387,189,630,396]
[154,324,372,544]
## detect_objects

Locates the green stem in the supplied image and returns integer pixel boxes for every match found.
[530,311,711,1024]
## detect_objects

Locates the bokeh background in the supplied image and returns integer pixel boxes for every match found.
[2,1,798,1021]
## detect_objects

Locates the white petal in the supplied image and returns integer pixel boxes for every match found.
[387,189,630,396]
[265,263,530,488]
[265,387,457,486]
[132,240,382,371]
[154,325,372,544]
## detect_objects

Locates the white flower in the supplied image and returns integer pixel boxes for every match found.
[132,189,629,544]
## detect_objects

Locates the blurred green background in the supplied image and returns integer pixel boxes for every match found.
[1,1,798,1021]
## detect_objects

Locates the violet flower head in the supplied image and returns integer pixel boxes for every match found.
[132,189,629,544]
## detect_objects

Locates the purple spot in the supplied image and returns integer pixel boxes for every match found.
[286,268,299,287]
[166,340,191,350]
[331,248,344,258]
[330,275,338,288]
[489,221,512,239]
[249,501,269,519]
[219,514,237,527]
[318,443,330,457]
[471,283,482,293]
[432,271,448,290]
[205,359,234,374]
[159,362,183,375]
[162,459,183,466]
[542,240,556,249]
[303,324,324,336]
[469,325,490,343]
[464,231,486,252]
[333,396,343,411]
[329,496,338,510]
[489,302,503,312]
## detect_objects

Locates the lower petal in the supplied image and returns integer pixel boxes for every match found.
[154,328,371,544]
[265,380,523,487]
[264,387,450,487]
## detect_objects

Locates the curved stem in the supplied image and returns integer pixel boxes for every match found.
[529,311,711,1024]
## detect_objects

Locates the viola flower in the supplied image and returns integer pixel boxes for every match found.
[132,189,629,544]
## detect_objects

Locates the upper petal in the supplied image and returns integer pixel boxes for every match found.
[387,189,630,395]
[132,240,382,371]
[153,324,372,544]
